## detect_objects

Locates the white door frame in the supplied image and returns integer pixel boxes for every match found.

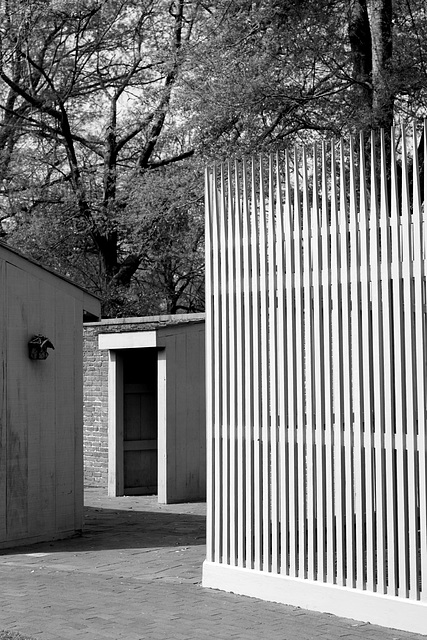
[98,331,168,502]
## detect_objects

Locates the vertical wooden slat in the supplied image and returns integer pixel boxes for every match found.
[258,157,271,571]
[234,161,245,569]
[302,146,315,580]
[330,141,345,586]
[284,149,297,577]
[219,166,230,565]
[378,130,396,596]
[400,128,419,600]
[311,144,325,582]
[371,132,386,593]
[226,162,237,566]
[349,136,364,590]
[321,142,335,585]
[359,133,375,591]
[275,152,287,576]
[370,130,387,594]
[423,117,427,601]
[293,146,306,578]
[251,157,262,571]
[205,167,214,564]
[212,164,222,564]
[413,120,427,601]
[268,154,279,574]
[242,159,253,570]
[390,128,409,598]
[339,139,355,588]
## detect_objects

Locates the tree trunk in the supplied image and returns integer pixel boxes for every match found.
[348,0,373,119]
[348,0,394,131]
[368,0,394,131]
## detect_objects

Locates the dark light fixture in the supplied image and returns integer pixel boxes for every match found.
[28,335,55,360]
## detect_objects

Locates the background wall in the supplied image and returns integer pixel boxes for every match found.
[83,314,205,499]
[158,321,206,503]
[83,325,109,487]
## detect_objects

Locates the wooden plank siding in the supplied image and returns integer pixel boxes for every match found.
[203,122,427,634]
[157,322,206,503]
[0,259,6,541]
[6,263,30,539]
[73,296,85,533]
[0,242,100,548]
[55,288,80,534]
[26,273,56,539]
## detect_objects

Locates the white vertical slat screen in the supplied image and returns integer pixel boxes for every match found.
[205,123,427,604]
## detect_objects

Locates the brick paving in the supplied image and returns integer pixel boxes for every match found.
[0,488,425,640]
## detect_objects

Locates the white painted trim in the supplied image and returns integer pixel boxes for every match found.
[98,331,157,350]
[107,351,124,497]
[202,562,427,635]
[157,349,167,504]
[107,345,167,503]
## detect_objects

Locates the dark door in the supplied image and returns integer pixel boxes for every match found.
[122,349,158,495]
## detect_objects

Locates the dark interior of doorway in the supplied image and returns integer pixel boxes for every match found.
[122,348,158,495]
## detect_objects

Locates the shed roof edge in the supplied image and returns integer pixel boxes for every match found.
[0,241,101,315]
[84,312,205,328]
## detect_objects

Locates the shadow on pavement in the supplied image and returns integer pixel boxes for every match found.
[82,505,206,550]
[0,505,206,556]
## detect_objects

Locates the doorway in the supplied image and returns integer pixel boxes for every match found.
[98,319,205,503]
[102,330,167,500]
[122,348,157,495]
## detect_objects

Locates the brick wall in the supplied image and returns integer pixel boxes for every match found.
[83,324,109,487]
[83,314,205,489]
[83,319,156,487]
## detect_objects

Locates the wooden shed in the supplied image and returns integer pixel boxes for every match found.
[0,242,100,549]
[83,314,205,503]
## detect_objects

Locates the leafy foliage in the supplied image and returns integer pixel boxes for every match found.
[0,0,203,316]
[184,0,427,152]
[1,0,427,316]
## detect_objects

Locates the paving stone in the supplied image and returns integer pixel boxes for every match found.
[0,488,425,640]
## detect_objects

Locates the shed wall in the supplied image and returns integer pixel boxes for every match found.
[0,248,97,548]
[83,316,206,502]
[158,322,206,502]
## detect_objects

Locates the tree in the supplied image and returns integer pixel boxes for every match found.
[96,161,205,317]
[2,0,427,318]
[0,0,204,314]
[127,164,204,315]
[183,0,427,153]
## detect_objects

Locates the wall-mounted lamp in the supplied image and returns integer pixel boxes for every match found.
[28,335,55,360]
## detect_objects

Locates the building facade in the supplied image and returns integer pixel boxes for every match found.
[83,314,206,503]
